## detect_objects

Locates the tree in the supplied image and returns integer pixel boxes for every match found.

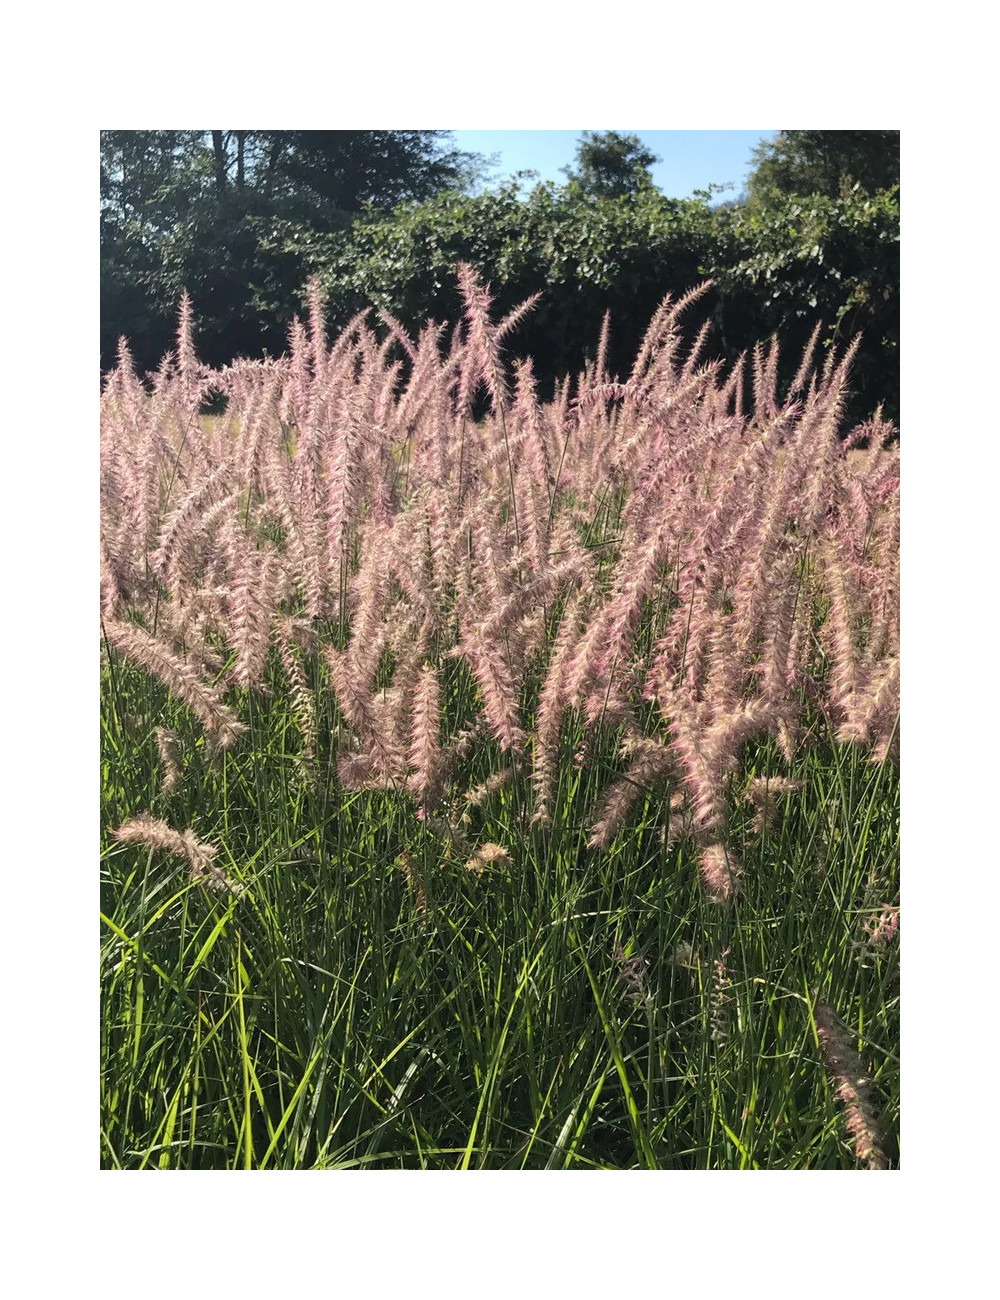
[100,130,487,370]
[746,131,899,205]
[243,131,485,214]
[100,131,209,229]
[562,131,660,199]
[100,132,215,370]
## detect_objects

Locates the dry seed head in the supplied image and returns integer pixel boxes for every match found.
[745,775,801,835]
[814,1001,890,1170]
[104,619,245,750]
[154,726,185,794]
[669,941,696,968]
[710,946,734,1043]
[113,814,238,894]
[464,842,510,878]
[464,767,514,808]
[864,904,900,950]
[697,841,741,905]
[396,851,428,914]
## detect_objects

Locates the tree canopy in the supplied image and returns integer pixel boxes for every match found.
[100,130,487,222]
[746,130,900,204]
[562,131,660,198]
[261,131,485,213]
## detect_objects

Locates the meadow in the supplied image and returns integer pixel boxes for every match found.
[100,268,899,1169]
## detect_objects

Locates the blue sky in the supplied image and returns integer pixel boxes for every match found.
[450,130,778,200]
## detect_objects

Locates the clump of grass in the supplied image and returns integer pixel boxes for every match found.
[101,272,898,1169]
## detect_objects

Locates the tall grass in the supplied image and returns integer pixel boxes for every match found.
[100,270,899,1169]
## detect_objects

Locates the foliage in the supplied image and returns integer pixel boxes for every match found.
[561,130,660,198]
[100,132,899,423]
[261,130,487,214]
[99,131,485,372]
[302,182,716,389]
[707,186,900,423]
[291,180,897,421]
[745,131,900,206]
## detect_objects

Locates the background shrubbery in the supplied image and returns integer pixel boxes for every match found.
[101,130,899,426]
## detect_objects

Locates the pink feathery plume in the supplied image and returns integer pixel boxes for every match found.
[408,664,444,816]
[104,619,245,750]
[814,1002,890,1170]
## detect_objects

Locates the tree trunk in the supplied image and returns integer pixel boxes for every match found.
[212,131,228,195]
[264,132,285,196]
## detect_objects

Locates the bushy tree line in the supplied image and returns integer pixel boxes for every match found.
[101,131,898,423]
[101,131,484,371]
